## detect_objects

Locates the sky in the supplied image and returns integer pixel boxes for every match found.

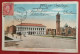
[4,3,77,30]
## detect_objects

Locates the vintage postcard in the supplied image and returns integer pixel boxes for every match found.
[2,2,78,53]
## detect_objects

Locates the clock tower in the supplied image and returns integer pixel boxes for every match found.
[56,12,60,35]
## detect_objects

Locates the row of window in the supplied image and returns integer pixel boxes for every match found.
[28,32,45,35]
[17,27,45,31]
[17,31,45,35]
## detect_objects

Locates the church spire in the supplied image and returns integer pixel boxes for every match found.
[57,12,60,15]
[58,12,59,14]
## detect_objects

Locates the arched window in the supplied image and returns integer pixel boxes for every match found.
[29,28,30,30]
[39,28,40,30]
[25,28,26,30]
[68,29,71,34]
[31,28,32,30]
[35,28,36,30]
[33,28,34,30]
[37,28,38,30]
[43,28,44,30]
[27,27,28,30]
[41,28,42,30]
[43,32,44,34]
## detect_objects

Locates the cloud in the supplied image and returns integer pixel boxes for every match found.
[27,9,32,13]
[27,8,76,16]
[17,9,65,17]
[14,11,21,15]
[52,8,64,11]
[63,13,76,15]
[14,11,27,16]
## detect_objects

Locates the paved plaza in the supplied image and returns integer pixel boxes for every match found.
[15,35,76,49]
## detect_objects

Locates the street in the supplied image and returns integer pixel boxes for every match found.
[15,35,76,49]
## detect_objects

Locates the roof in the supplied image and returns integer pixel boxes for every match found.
[64,23,68,27]
[57,12,60,15]
[16,23,46,27]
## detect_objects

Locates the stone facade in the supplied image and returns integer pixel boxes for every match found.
[60,24,76,36]
[9,25,16,34]
[16,23,46,36]
[46,29,56,35]
[6,25,16,34]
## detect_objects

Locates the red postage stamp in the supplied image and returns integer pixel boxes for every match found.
[3,3,14,15]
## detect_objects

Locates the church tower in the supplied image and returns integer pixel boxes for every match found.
[56,12,60,35]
